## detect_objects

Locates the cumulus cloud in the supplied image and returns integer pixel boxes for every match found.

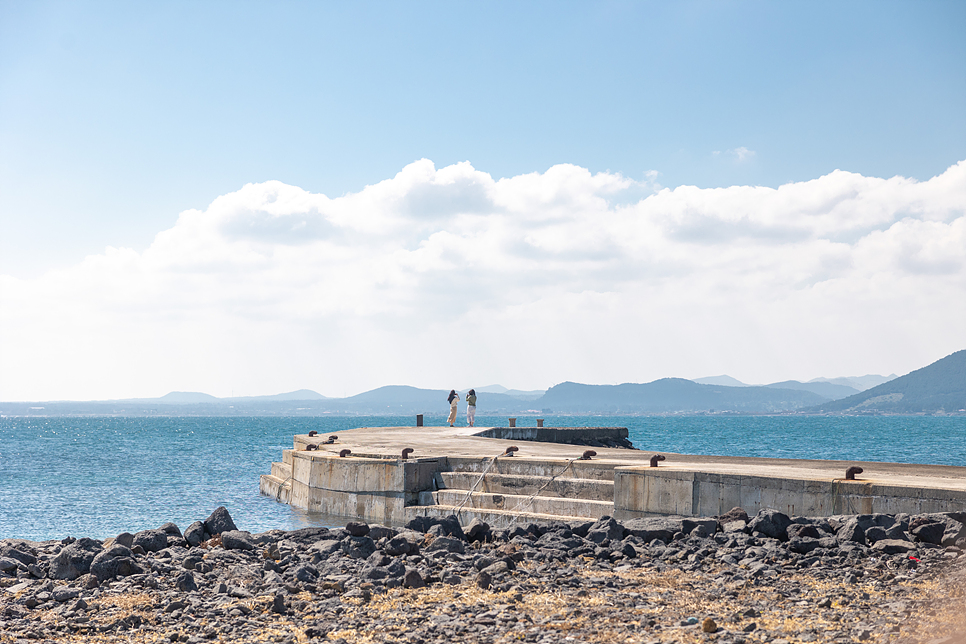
[1,160,964,400]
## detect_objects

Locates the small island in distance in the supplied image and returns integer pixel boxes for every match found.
[2,350,962,417]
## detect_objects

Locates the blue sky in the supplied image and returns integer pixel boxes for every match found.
[1,2,964,399]
[3,1,964,277]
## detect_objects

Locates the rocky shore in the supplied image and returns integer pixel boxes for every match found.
[2,507,964,644]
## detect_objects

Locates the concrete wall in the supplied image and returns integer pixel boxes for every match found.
[614,467,966,519]
[475,427,628,444]
[259,451,440,525]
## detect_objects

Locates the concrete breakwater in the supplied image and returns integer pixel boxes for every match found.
[259,425,966,528]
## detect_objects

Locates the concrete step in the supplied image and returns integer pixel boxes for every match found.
[437,471,613,501]
[431,489,613,519]
[445,456,617,481]
[271,461,292,480]
[406,503,604,529]
[259,473,291,504]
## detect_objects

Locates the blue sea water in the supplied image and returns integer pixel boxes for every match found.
[1,414,964,542]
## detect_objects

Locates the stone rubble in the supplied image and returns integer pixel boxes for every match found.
[2,507,965,643]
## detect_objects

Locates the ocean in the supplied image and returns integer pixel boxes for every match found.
[2,414,964,542]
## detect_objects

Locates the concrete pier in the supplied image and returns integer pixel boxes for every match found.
[259,425,966,528]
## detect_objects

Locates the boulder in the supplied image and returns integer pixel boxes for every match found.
[132,529,168,553]
[49,538,102,580]
[221,531,255,551]
[911,521,946,545]
[204,507,238,536]
[788,537,823,555]
[312,539,344,556]
[624,518,681,543]
[342,536,376,559]
[587,516,625,544]
[159,522,182,538]
[384,536,414,557]
[465,519,491,543]
[0,557,20,572]
[403,569,426,589]
[787,524,823,540]
[865,525,907,543]
[682,518,718,538]
[114,533,135,548]
[281,527,332,545]
[89,546,143,581]
[855,514,897,531]
[406,515,465,540]
[748,510,792,541]
[836,518,866,545]
[0,545,37,566]
[183,521,208,547]
[717,507,749,524]
[52,587,81,602]
[406,516,439,533]
[424,536,466,555]
[872,539,917,555]
[368,525,397,541]
[346,522,370,537]
[174,571,198,592]
[722,520,750,534]
[292,565,319,583]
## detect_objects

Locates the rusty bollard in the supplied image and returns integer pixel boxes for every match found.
[401,448,414,460]
[503,446,519,457]
[339,449,352,458]
[650,454,666,467]
[308,430,318,437]
[845,466,863,480]
[579,450,596,461]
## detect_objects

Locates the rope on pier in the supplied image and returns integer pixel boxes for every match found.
[454,454,501,522]
[505,457,580,522]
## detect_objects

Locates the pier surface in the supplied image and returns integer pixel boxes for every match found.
[260,425,966,527]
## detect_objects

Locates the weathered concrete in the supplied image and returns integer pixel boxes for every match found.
[613,468,966,519]
[474,426,628,444]
[260,424,966,527]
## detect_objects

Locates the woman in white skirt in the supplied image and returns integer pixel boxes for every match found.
[465,389,477,427]
[447,389,459,427]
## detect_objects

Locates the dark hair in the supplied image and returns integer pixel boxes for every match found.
[448,389,457,402]
[468,389,475,396]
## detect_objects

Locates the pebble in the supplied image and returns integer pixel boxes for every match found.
[1,507,964,643]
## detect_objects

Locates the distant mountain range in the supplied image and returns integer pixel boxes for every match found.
[692,374,896,395]
[804,350,965,414]
[1,354,959,416]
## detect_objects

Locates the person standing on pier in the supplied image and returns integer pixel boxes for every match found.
[447,389,460,427]
[466,389,477,427]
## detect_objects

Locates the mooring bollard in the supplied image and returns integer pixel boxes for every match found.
[508,418,516,428]
[416,414,423,427]
[536,419,544,427]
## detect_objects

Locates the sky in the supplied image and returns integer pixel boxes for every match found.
[1,1,964,401]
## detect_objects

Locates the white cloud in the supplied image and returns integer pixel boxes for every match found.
[1,159,964,400]
[731,146,755,161]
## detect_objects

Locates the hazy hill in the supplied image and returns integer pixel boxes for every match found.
[474,385,545,400]
[807,374,898,391]
[806,350,966,413]
[692,375,750,387]
[537,378,826,413]
[764,380,859,400]
[229,389,327,401]
[157,392,220,402]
